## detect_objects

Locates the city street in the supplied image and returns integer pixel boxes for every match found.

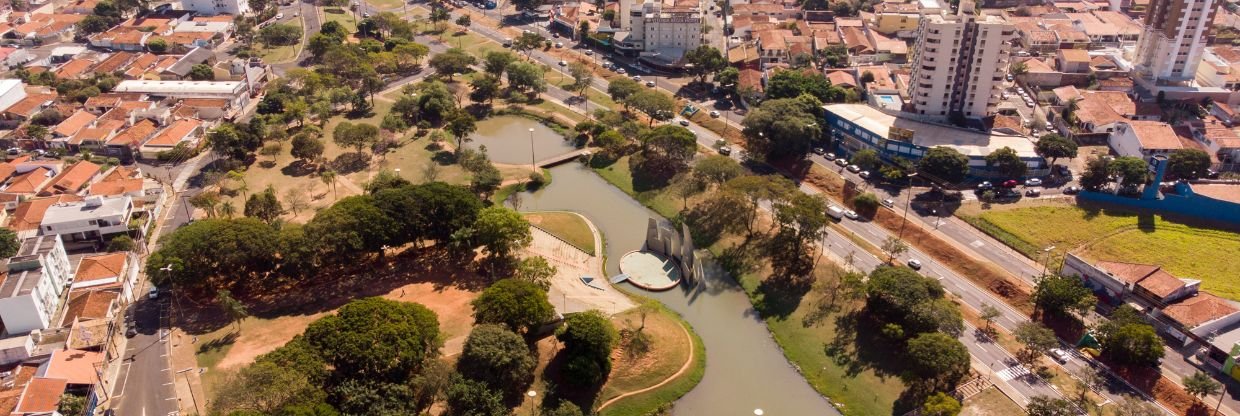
[111,297,178,416]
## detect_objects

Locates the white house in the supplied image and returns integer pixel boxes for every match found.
[1107,120,1184,160]
[39,196,134,242]
[70,252,139,303]
[0,235,72,334]
[113,80,250,111]
[0,79,27,115]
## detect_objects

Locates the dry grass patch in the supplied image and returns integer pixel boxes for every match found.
[524,212,595,255]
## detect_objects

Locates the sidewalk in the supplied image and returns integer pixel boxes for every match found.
[171,328,207,415]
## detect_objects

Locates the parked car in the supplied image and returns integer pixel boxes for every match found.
[881,198,895,208]
[907,259,922,270]
[617,68,627,74]
[843,209,858,220]
[718,146,732,156]
[503,38,513,47]
[678,119,690,126]
[148,287,159,300]
[276,12,284,19]
[824,153,837,161]
[835,158,848,167]
[126,326,138,337]
[631,75,642,81]
[1002,179,1019,188]
[554,42,563,48]
[977,181,993,190]
[1025,178,1043,186]
[710,110,720,117]
[584,50,594,56]
[846,164,861,173]
[1063,185,1081,194]
[812,147,825,155]
[1025,188,1041,197]
[645,81,655,87]
[859,170,871,179]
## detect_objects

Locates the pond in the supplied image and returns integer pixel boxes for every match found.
[466,116,578,165]
[518,163,837,416]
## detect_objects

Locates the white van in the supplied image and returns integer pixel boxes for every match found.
[827,205,845,221]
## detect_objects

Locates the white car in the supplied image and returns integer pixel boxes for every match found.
[554,42,563,48]
[843,210,858,220]
[584,50,594,56]
[617,68,626,74]
[631,75,642,81]
[148,287,159,300]
[824,153,836,161]
[1025,178,1043,186]
[834,158,848,167]
[558,60,567,66]
[678,119,690,126]
[859,170,871,179]
[276,12,284,19]
[645,81,655,87]
[1050,348,1071,363]
[881,198,895,208]
[709,110,720,117]
[846,164,861,173]
[907,259,922,270]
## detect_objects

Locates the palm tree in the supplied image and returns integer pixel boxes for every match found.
[219,201,236,219]
[227,170,249,200]
[319,170,338,200]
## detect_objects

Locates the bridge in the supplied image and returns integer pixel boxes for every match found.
[535,148,593,168]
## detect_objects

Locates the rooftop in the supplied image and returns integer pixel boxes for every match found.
[114,80,243,95]
[60,290,117,326]
[43,349,101,385]
[41,196,132,226]
[13,377,66,414]
[1124,120,1183,151]
[825,104,1039,158]
[72,253,126,285]
[1163,293,1240,329]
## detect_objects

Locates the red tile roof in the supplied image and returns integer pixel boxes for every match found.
[74,253,126,284]
[4,167,52,194]
[13,378,66,414]
[108,119,158,146]
[60,290,117,325]
[45,160,100,194]
[1163,293,1239,328]
[145,118,200,147]
[53,110,97,138]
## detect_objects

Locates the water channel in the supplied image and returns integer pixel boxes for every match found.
[513,154,838,414]
[467,116,578,165]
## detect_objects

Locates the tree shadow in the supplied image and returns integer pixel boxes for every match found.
[539,347,604,414]
[195,330,239,356]
[331,152,371,174]
[280,160,318,177]
[431,150,457,166]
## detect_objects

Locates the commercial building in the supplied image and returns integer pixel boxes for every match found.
[824,104,1048,178]
[906,6,1015,123]
[1133,0,1220,83]
[179,0,248,16]
[112,80,249,109]
[0,235,72,334]
[613,0,702,65]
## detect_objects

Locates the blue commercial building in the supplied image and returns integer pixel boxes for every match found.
[823,104,1049,179]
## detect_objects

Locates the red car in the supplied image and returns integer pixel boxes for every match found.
[1001,180,1019,188]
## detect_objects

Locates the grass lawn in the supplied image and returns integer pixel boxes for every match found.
[591,156,683,219]
[322,7,357,33]
[366,0,405,9]
[524,211,595,255]
[257,18,301,63]
[961,387,1025,416]
[597,306,705,416]
[958,202,1240,300]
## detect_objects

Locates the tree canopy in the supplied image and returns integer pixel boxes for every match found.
[146,218,278,289]
[1166,148,1212,179]
[556,310,618,386]
[741,94,823,160]
[906,332,970,390]
[456,324,536,400]
[918,147,971,184]
[471,279,556,335]
[1034,134,1078,166]
[1032,274,1094,318]
[985,146,1028,179]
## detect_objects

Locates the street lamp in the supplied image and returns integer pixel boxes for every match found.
[1041,245,1056,276]
[526,390,538,416]
[898,172,918,240]
[754,409,765,416]
[528,128,537,173]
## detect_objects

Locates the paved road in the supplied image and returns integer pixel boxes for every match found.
[111,297,177,416]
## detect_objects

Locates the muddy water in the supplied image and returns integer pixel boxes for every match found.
[518,162,838,416]
[467,116,577,165]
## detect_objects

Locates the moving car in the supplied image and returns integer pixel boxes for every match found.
[709,110,720,118]
[276,12,283,19]
[584,50,594,56]
[1050,348,1071,363]
[503,38,513,47]
[126,326,138,337]
[558,60,567,66]
[1025,188,1041,197]
[843,209,858,220]
[631,75,642,81]
[827,205,845,220]
[1063,185,1081,194]
[678,119,690,126]
[645,81,655,87]
[846,164,861,173]
[148,287,159,300]
[718,146,732,156]
[881,198,895,208]
[1025,178,1043,186]
[1002,179,1019,188]
[907,259,922,270]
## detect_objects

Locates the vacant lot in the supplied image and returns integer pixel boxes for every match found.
[258,18,301,63]
[959,202,1240,300]
[960,388,1024,416]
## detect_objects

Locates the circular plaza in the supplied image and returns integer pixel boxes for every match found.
[618,250,683,291]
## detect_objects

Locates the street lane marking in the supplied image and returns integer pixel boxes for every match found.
[971,240,984,248]
[114,362,132,398]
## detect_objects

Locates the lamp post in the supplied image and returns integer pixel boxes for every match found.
[754,409,765,416]
[528,128,537,173]
[897,172,918,240]
[1041,245,1056,276]
[526,390,538,416]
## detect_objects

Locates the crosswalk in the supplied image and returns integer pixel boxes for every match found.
[995,365,1031,381]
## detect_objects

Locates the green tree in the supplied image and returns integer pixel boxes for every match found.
[244,186,284,223]
[446,111,478,155]
[259,23,302,45]
[607,77,643,110]
[290,133,325,165]
[1033,274,1094,317]
[741,94,823,160]
[454,14,471,30]
[147,37,168,53]
[1080,156,1111,190]
[544,402,585,416]
[1100,322,1164,367]
[483,50,517,76]
[304,297,441,380]
[189,64,215,80]
[428,48,477,80]
[906,332,970,390]
[1026,396,1077,416]
[511,32,545,59]
[469,74,503,105]
[764,69,843,102]
[514,257,556,290]
[880,236,908,262]
[305,195,395,258]
[1109,156,1149,186]
[979,303,1001,334]
[683,45,725,84]
[626,90,676,126]
[216,289,249,330]
[471,279,556,335]
[985,146,1028,178]
[918,147,971,184]
[852,192,880,217]
[715,66,739,90]
[57,394,86,416]
[459,206,532,262]
[444,375,507,416]
[0,228,19,258]
[567,61,593,96]
[505,61,547,94]
[921,392,962,416]
[1183,371,1221,403]
[851,148,881,171]
[332,122,380,155]
[556,310,618,386]
[723,175,797,236]
[636,125,698,179]
[1013,321,1057,367]
[692,155,744,188]
[456,324,536,399]
[146,219,278,289]
[106,235,136,253]
[408,182,483,244]
[1166,148,1212,179]
[1035,133,1078,167]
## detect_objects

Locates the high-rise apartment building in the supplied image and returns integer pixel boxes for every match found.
[1133,0,1219,83]
[906,7,1015,122]
[614,0,702,61]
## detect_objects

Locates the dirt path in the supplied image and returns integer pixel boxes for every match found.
[595,321,695,411]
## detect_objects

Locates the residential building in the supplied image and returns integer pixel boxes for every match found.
[1056,48,1091,73]
[69,252,137,302]
[38,195,135,242]
[139,118,201,159]
[112,80,249,109]
[179,0,248,17]
[1108,120,1185,160]
[12,377,67,416]
[824,103,1048,179]
[0,79,28,115]
[906,6,1015,122]
[0,235,72,334]
[1133,0,1221,83]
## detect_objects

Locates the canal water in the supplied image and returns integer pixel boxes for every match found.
[467,116,577,165]
[518,163,838,416]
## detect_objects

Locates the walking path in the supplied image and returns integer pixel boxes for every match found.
[596,321,695,411]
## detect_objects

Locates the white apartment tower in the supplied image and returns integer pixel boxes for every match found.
[615,0,702,61]
[906,5,1015,122]
[1133,0,1219,83]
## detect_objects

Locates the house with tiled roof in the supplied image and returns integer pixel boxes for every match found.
[52,57,94,79]
[40,160,100,196]
[1,90,55,127]
[1108,120,1184,160]
[12,377,67,415]
[69,252,137,299]
[140,118,201,158]
[58,290,117,326]
[91,51,136,75]
[6,195,83,237]
[119,52,159,79]
[103,119,158,162]
[49,110,96,144]
[159,47,215,80]
[2,167,54,196]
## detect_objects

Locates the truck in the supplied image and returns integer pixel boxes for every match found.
[827,205,845,221]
